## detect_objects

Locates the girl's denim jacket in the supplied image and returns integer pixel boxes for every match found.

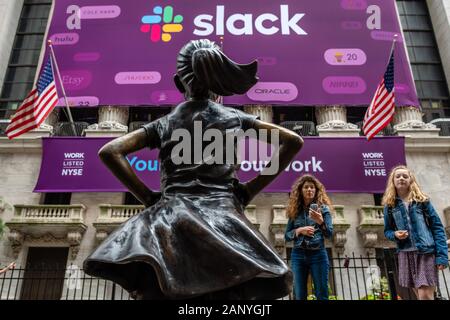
[383,198,449,266]
[285,205,333,250]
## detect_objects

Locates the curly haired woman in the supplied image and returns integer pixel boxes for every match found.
[285,175,333,300]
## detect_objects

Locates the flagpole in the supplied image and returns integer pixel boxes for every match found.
[47,40,77,136]
[389,34,397,62]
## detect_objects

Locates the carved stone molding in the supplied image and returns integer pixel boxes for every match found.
[357,205,394,248]
[24,233,66,243]
[269,205,288,257]
[244,105,273,123]
[315,106,360,136]
[393,106,440,136]
[99,106,129,125]
[84,106,129,137]
[244,205,260,230]
[93,204,144,244]
[7,230,24,259]
[361,231,379,247]
[316,121,359,130]
[87,121,128,131]
[5,204,87,260]
[95,230,109,244]
[331,205,351,254]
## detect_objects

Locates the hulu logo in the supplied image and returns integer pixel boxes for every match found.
[140,5,183,42]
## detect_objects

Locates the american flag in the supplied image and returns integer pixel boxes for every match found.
[5,58,58,139]
[363,49,395,141]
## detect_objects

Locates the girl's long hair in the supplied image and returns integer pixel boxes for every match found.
[286,175,333,220]
[382,165,428,207]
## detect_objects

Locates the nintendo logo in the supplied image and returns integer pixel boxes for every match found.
[247,82,298,102]
[322,76,366,94]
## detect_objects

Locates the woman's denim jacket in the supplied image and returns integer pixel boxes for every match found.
[383,198,449,266]
[285,205,333,250]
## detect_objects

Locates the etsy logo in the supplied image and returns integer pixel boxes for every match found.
[140,5,183,42]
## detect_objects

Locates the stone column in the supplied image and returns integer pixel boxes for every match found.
[315,105,359,137]
[244,105,273,123]
[0,0,24,89]
[427,0,450,96]
[393,106,439,137]
[85,106,129,137]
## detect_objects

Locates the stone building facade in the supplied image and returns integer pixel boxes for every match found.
[0,0,449,299]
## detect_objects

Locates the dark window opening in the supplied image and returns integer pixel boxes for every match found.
[373,194,383,206]
[124,192,142,205]
[0,0,53,119]
[42,192,72,205]
[21,247,69,300]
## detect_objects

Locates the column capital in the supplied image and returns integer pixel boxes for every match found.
[393,106,440,137]
[243,105,273,123]
[315,106,359,137]
[85,106,129,137]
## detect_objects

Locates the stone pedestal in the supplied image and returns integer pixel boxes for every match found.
[84,106,129,137]
[315,106,360,137]
[393,106,440,137]
[244,105,273,123]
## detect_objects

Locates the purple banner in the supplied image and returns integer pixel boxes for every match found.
[34,137,406,193]
[46,0,418,107]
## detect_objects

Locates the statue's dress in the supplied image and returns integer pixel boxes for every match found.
[84,100,292,299]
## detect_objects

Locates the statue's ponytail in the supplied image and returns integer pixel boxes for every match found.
[177,39,258,98]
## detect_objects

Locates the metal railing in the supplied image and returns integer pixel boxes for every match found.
[355,121,396,136]
[279,121,318,136]
[284,251,450,300]
[1,252,448,300]
[0,266,130,300]
[54,122,89,137]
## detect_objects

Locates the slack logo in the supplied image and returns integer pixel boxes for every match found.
[194,5,307,36]
[140,5,183,42]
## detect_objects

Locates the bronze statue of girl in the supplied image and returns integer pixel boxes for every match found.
[84,39,303,299]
